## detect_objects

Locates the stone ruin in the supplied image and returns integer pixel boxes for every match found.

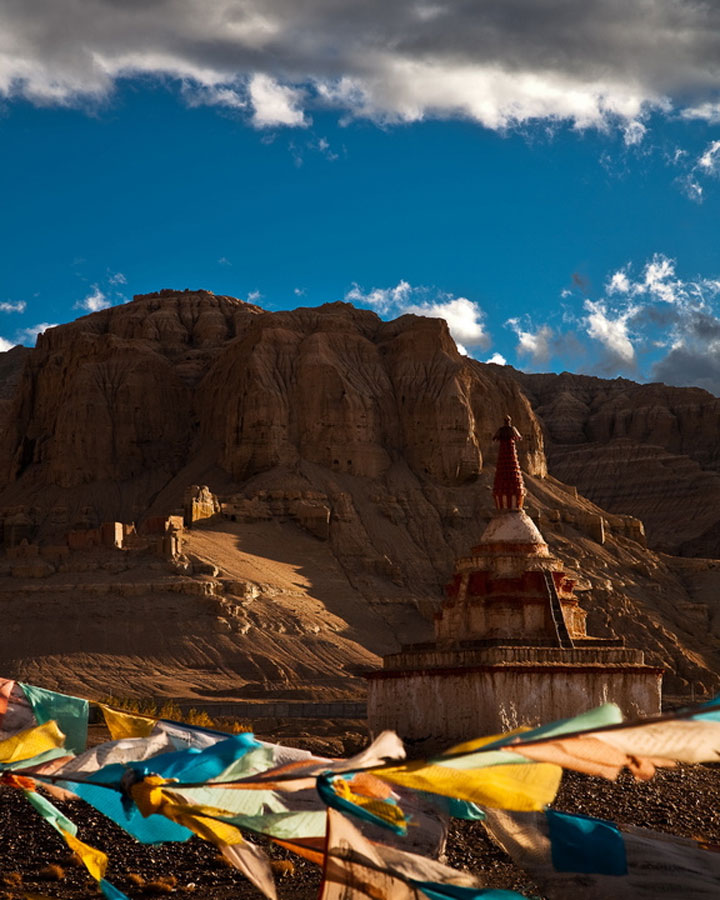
[184,485,221,527]
[0,505,187,579]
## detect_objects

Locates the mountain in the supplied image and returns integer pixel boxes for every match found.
[0,290,718,704]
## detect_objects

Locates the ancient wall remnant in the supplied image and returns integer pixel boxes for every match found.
[222,490,332,540]
[184,485,220,527]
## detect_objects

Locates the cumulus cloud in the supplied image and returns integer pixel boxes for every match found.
[503,254,720,378]
[0,300,26,313]
[248,74,308,128]
[108,271,127,285]
[583,300,637,367]
[405,296,489,348]
[75,286,111,312]
[346,280,489,350]
[606,270,631,294]
[580,254,720,390]
[507,320,555,365]
[5,2,720,131]
[486,352,507,365]
[0,336,14,352]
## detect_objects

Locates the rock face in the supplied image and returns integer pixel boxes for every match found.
[199,306,545,485]
[512,372,720,555]
[0,292,719,702]
[1,291,262,491]
[0,346,30,442]
[0,293,543,524]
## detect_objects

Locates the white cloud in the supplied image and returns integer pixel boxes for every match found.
[5,2,720,133]
[404,296,488,347]
[507,319,555,364]
[698,140,720,175]
[568,253,720,384]
[247,290,262,302]
[346,281,489,349]
[218,256,232,266]
[607,271,630,294]
[0,336,13,351]
[75,286,110,312]
[345,280,412,314]
[642,255,678,303]
[318,60,654,131]
[0,300,26,313]
[486,352,507,365]
[608,253,720,309]
[675,140,720,203]
[622,120,646,146]
[681,102,720,124]
[108,272,127,285]
[184,84,247,110]
[583,299,636,365]
[249,74,307,128]
[294,287,305,295]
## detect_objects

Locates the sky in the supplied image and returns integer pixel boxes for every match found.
[3,2,720,393]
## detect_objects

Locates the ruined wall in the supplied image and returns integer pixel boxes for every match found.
[367,665,662,743]
[183,485,219,526]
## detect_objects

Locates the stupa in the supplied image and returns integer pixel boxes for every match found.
[366,416,662,743]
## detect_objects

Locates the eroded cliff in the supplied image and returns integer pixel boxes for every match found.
[0,292,718,702]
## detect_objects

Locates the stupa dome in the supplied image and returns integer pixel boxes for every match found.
[475,508,549,554]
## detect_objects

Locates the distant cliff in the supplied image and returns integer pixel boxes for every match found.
[513,371,720,556]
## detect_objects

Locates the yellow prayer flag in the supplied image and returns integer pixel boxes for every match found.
[59,828,108,881]
[131,776,245,846]
[100,704,156,740]
[0,721,65,763]
[377,760,562,811]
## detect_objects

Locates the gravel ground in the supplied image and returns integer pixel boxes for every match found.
[2,764,720,898]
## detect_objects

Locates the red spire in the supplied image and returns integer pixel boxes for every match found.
[492,416,526,510]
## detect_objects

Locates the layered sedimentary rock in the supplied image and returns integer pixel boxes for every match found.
[513,372,720,554]
[198,305,545,485]
[0,292,718,701]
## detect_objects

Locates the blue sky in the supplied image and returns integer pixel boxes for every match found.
[3,2,720,393]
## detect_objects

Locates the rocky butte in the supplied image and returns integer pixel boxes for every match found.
[0,289,717,717]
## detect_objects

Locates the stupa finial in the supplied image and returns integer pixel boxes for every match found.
[492,415,526,510]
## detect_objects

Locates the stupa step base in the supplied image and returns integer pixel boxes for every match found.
[367,663,663,745]
[382,644,647,669]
